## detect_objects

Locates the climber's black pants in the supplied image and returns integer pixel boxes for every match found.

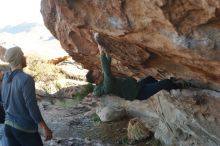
[136,76,178,100]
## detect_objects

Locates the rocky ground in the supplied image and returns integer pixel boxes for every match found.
[38,95,157,146]
[4,54,219,146]
[0,48,154,146]
[28,57,157,146]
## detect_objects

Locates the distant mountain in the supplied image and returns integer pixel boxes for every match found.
[46,36,55,41]
[0,22,38,34]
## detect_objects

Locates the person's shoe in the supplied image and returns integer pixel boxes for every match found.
[170,77,192,89]
[177,80,192,89]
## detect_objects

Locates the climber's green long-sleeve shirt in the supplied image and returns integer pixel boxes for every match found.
[93,54,140,100]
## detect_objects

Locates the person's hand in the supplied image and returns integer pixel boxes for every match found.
[98,44,109,55]
[0,71,4,81]
[98,44,104,54]
[39,120,53,141]
[94,32,109,55]
[43,126,53,141]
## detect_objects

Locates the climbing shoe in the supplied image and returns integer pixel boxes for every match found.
[170,77,192,89]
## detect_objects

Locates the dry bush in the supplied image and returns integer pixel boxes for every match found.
[24,54,65,82]
[24,54,66,95]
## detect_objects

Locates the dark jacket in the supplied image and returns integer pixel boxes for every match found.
[93,54,140,100]
[0,69,43,132]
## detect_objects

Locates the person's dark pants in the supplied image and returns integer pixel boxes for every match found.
[136,76,178,100]
[4,125,43,146]
[0,104,5,123]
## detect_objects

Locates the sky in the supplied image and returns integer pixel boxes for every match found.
[0,0,68,59]
[0,0,43,28]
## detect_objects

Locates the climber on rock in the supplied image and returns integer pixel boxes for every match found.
[86,33,191,101]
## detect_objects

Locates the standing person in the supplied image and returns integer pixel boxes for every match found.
[0,46,52,146]
[86,34,191,100]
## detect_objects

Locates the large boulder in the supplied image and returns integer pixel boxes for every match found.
[40,1,220,145]
[99,89,220,146]
[96,105,126,122]
[41,0,220,90]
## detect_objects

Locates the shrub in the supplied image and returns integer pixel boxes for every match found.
[91,113,101,125]
[24,54,65,82]
[73,83,94,101]
[24,54,66,94]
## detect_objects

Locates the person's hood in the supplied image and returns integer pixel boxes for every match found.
[6,69,21,83]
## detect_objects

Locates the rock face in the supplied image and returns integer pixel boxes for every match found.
[40,1,220,145]
[41,0,220,90]
[100,90,220,146]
